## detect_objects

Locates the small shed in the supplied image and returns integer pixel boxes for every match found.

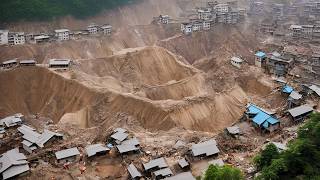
[55,147,80,163]
[127,163,142,179]
[165,172,195,180]
[143,157,168,172]
[85,144,109,158]
[288,105,313,122]
[153,168,173,179]
[19,60,36,66]
[288,91,303,108]
[255,51,266,67]
[230,57,243,68]
[191,139,220,157]
[178,158,189,169]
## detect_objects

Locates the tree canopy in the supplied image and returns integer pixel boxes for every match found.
[255,113,320,180]
[0,0,138,22]
[203,164,244,180]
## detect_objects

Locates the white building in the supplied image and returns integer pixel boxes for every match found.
[231,56,243,68]
[159,15,169,24]
[54,29,70,41]
[214,4,229,13]
[0,30,9,45]
[192,20,203,31]
[203,20,211,30]
[100,25,112,35]
[87,24,99,34]
[8,32,25,45]
[198,9,212,20]
[181,23,193,34]
[289,25,302,38]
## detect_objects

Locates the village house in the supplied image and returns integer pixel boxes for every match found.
[0,148,30,180]
[246,104,280,132]
[181,22,193,34]
[0,113,23,128]
[191,139,220,157]
[288,105,314,122]
[288,91,303,108]
[1,59,18,68]
[0,30,9,45]
[231,56,243,68]
[227,10,239,24]
[312,25,320,38]
[34,35,50,43]
[159,15,170,24]
[255,51,266,68]
[49,59,71,68]
[87,24,99,34]
[152,168,173,179]
[260,19,276,34]
[266,52,294,77]
[116,137,140,154]
[19,60,36,66]
[178,158,190,169]
[309,85,320,97]
[166,172,195,180]
[55,147,80,164]
[249,1,264,15]
[127,163,142,179]
[214,4,229,13]
[54,29,70,41]
[191,20,203,32]
[226,125,241,137]
[8,32,25,45]
[301,25,314,38]
[85,144,109,158]
[100,25,112,35]
[143,157,168,172]
[203,20,211,30]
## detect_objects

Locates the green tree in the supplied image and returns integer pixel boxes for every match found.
[203,165,244,180]
[254,143,280,170]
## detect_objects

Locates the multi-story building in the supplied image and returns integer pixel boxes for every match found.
[8,32,25,45]
[87,24,99,34]
[0,30,9,45]
[159,15,170,24]
[301,25,314,38]
[100,25,112,35]
[54,29,70,41]
[181,23,193,34]
[214,4,229,13]
[266,52,294,77]
[289,25,302,38]
[197,9,212,21]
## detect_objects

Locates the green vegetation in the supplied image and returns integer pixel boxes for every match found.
[203,164,244,180]
[0,0,138,22]
[254,113,320,180]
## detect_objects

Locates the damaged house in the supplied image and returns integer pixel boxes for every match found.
[266,52,294,77]
[0,149,30,180]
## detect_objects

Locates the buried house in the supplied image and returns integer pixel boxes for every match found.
[0,114,23,128]
[246,104,280,132]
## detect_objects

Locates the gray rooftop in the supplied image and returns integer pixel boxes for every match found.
[114,128,127,133]
[121,137,140,146]
[55,147,80,160]
[178,158,189,168]
[2,59,17,65]
[0,148,29,180]
[111,131,128,142]
[143,157,168,171]
[49,59,71,66]
[165,172,195,180]
[36,129,63,148]
[85,144,109,157]
[127,163,142,178]
[309,85,320,96]
[289,91,302,100]
[153,168,173,177]
[116,144,139,154]
[208,158,224,166]
[288,105,313,117]
[0,114,23,127]
[191,139,220,157]
[226,126,240,135]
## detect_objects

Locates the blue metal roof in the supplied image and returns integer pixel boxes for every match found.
[255,51,266,58]
[282,85,293,94]
[247,104,280,128]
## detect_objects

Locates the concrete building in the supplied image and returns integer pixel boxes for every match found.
[302,25,314,38]
[249,1,264,15]
[255,51,266,68]
[288,91,303,108]
[0,148,30,180]
[181,23,193,34]
[0,30,9,45]
[1,59,18,68]
[34,35,50,43]
[288,105,314,122]
[203,20,211,30]
[153,168,173,179]
[19,60,36,66]
[266,52,294,77]
[55,147,80,163]
[214,4,229,13]
[159,15,170,24]
[198,9,212,21]
[101,25,112,35]
[54,29,70,41]
[165,172,195,180]
[192,20,203,31]
[231,56,243,68]
[272,4,285,20]
[87,24,99,34]
[289,25,302,38]
[8,32,25,45]
[260,19,276,34]
[143,157,168,172]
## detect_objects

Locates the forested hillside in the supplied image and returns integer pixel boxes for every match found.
[0,0,138,22]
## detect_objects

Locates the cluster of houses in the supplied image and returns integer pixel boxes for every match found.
[0,23,112,46]
[289,24,320,39]
[180,1,245,34]
[1,58,72,70]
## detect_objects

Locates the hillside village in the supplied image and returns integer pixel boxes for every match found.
[0,0,320,180]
